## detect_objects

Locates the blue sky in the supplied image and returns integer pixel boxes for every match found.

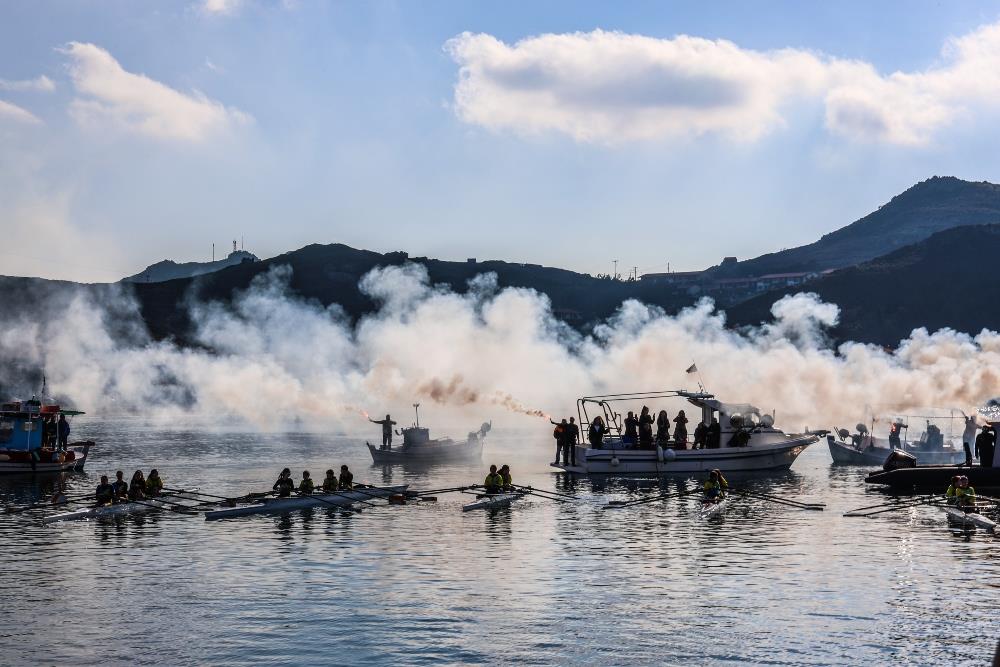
[2,0,1000,282]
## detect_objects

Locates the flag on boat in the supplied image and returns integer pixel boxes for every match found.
[686,363,698,374]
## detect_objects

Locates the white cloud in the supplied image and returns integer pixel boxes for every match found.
[0,99,42,125]
[446,23,1000,146]
[0,75,55,92]
[201,0,243,16]
[61,42,252,143]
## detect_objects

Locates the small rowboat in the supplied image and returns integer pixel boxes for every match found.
[462,492,524,512]
[42,497,179,524]
[700,495,732,520]
[941,505,997,531]
[204,485,408,520]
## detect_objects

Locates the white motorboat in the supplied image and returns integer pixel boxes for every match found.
[940,505,997,531]
[552,390,818,475]
[204,485,408,520]
[462,491,524,512]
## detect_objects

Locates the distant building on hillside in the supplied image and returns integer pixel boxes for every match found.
[122,243,260,284]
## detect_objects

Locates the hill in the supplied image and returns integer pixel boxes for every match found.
[726,224,1000,345]
[122,249,260,283]
[720,176,1000,277]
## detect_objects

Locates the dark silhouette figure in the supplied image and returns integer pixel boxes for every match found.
[693,421,708,449]
[673,410,689,446]
[623,411,639,446]
[369,414,397,449]
[655,410,671,446]
[975,426,996,467]
[707,419,721,449]
[588,416,609,449]
[57,414,70,450]
[638,406,654,449]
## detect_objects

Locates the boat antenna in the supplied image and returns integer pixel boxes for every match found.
[413,403,420,428]
[41,373,47,398]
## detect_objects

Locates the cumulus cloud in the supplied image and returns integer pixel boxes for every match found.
[61,42,251,142]
[0,99,42,125]
[0,75,55,92]
[446,23,1000,145]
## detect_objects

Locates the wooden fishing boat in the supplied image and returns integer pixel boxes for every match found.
[368,406,490,465]
[940,505,997,531]
[204,485,408,520]
[462,491,524,512]
[700,495,732,520]
[554,390,818,475]
[42,497,179,524]
[0,397,93,474]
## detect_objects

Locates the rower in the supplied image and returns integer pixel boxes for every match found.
[499,464,513,491]
[273,468,295,498]
[338,465,354,490]
[954,475,976,507]
[484,465,504,494]
[146,469,164,497]
[945,475,961,501]
[129,471,147,501]
[95,475,114,506]
[703,469,728,501]
[111,470,129,503]
[298,470,314,495]
[321,469,338,493]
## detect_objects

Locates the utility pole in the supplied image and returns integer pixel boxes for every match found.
[212,243,215,262]
[613,259,618,280]
[633,266,638,281]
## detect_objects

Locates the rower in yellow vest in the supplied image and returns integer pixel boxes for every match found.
[145,469,164,497]
[321,469,338,493]
[484,464,504,493]
[949,475,976,506]
[703,469,729,500]
[499,464,513,491]
[298,470,314,495]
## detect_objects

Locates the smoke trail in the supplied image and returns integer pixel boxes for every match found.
[1,262,999,434]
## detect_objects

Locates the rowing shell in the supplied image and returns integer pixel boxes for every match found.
[700,495,732,520]
[941,505,997,531]
[204,485,408,520]
[42,498,178,524]
[462,492,524,512]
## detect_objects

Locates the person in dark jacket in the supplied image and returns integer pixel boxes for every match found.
[57,415,70,450]
[975,425,996,467]
[95,476,115,506]
[111,470,129,502]
[369,414,397,449]
[273,468,295,497]
[565,417,580,465]
[673,410,689,447]
[588,416,609,449]
[128,471,147,500]
[655,410,671,446]
[551,419,567,463]
[623,411,639,446]
[693,421,708,449]
[338,465,354,490]
[706,419,722,449]
[638,407,654,449]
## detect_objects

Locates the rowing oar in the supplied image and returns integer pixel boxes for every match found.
[407,486,471,497]
[162,487,250,507]
[5,491,98,514]
[604,487,701,509]
[737,491,824,511]
[843,496,947,517]
[513,487,576,503]
[843,495,940,513]
[510,484,580,500]
[740,490,825,508]
[295,488,379,511]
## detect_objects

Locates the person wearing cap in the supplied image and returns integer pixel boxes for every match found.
[338,465,354,490]
[145,469,164,497]
[272,468,295,497]
[321,469,338,493]
[95,475,115,506]
[499,464,513,490]
[298,471,314,495]
[483,465,504,494]
[703,469,729,500]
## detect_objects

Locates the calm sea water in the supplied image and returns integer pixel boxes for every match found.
[1,418,997,666]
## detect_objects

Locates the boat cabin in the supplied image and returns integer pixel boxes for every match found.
[400,426,430,448]
[0,398,83,452]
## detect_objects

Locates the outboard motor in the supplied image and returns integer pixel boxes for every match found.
[883,449,917,471]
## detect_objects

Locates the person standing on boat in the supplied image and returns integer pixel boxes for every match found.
[57,414,70,451]
[654,410,671,446]
[298,471,314,495]
[693,421,708,449]
[321,469,338,493]
[623,411,639,446]
[566,417,580,465]
[273,468,295,497]
[703,469,728,500]
[369,414,397,449]
[673,410,689,447]
[146,470,164,497]
[550,418,567,463]
[338,465,354,490]
[588,416,609,449]
[638,407,654,449]
[975,425,996,467]
[111,470,129,502]
[484,465,504,493]
[707,418,721,448]
[888,421,903,449]
[96,475,115,506]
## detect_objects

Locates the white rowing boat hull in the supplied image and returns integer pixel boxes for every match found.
[462,492,523,512]
[204,485,408,520]
[700,495,732,520]
[941,505,997,531]
[42,498,173,524]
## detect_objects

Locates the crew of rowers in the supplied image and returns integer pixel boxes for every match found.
[483,464,514,493]
[703,469,728,502]
[946,475,977,506]
[95,469,164,505]
[271,465,354,498]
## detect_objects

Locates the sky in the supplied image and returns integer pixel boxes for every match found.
[3,0,1000,283]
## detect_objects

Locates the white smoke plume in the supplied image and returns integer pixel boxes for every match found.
[1,263,998,434]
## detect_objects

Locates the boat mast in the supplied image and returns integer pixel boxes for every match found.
[413,403,420,428]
